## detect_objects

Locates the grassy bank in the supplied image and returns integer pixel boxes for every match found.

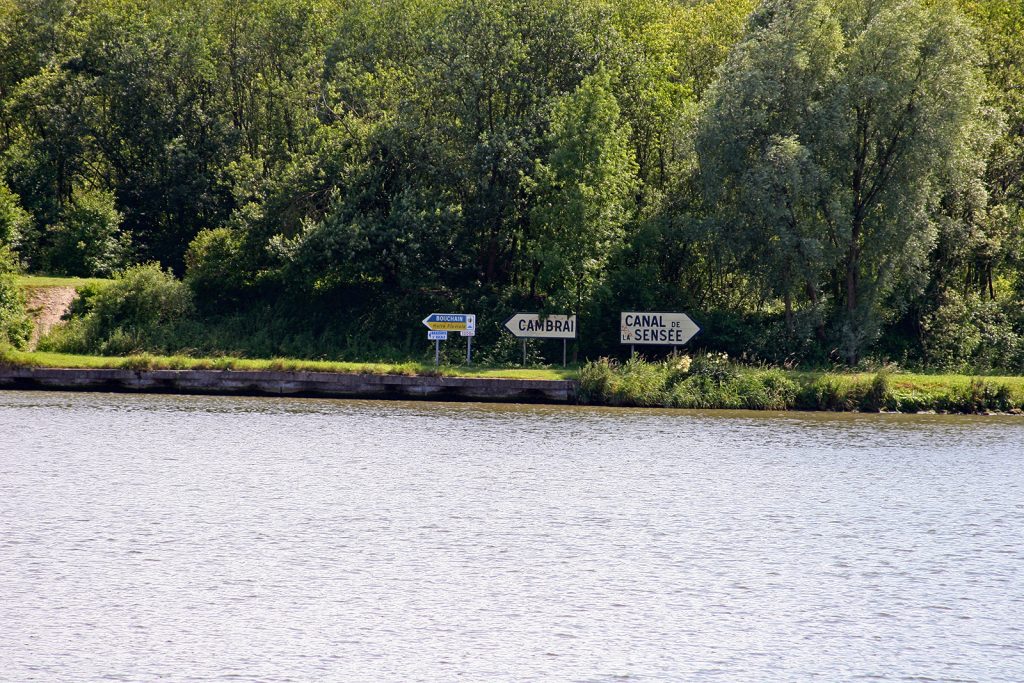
[3,348,1023,413]
[578,355,1024,414]
[0,348,575,381]
[16,275,111,289]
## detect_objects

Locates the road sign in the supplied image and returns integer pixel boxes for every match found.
[427,330,448,341]
[503,313,577,339]
[620,312,700,345]
[422,313,476,333]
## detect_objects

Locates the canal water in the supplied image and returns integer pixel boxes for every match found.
[1,391,1022,682]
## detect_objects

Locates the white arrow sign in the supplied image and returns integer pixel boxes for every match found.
[620,312,700,345]
[503,313,577,339]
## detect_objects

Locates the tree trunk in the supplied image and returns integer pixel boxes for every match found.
[784,291,794,335]
[845,219,861,365]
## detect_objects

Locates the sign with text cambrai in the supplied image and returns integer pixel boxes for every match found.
[503,313,576,339]
[620,312,700,345]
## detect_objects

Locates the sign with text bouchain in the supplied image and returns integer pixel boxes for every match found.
[422,313,475,336]
[620,312,700,345]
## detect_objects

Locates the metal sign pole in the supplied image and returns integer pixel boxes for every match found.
[522,338,527,367]
[435,339,440,366]
[467,336,472,364]
[563,339,567,367]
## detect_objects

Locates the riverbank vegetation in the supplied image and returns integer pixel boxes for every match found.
[3,343,1022,413]
[578,355,1024,413]
[0,347,576,380]
[1,0,1023,373]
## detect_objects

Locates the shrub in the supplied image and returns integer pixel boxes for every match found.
[689,351,737,384]
[185,227,246,311]
[796,375,850,411]
[670,368,797,410]
[42,188,130,277]
[0,246,32,349]
[39,263,193,354]
[941,379,1014,414]
[754,369,799,410]
[578,357,617,403]
[859,371,891,412]
[616,355,670,406]
[580,354,797,410]
[663,352,692,387]
[0,181,32,249]
[923,292,1023,372]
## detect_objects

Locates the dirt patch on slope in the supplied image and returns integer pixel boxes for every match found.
[23,286,78,349]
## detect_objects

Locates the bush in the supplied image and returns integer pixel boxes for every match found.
[688,351,737,384]
[922,291,1023,372]
[579,354,797,410]
[0,181,32,249]
[185,227,246,311]
[796,375,851,411]
[670,368,797,410]
[578,357,618,403]
[41,188,131,277]
[940,379,1014,414]
[0,246,32,349]
[616,355,671,406]
[39,263,192,354]
[860,370,891,412]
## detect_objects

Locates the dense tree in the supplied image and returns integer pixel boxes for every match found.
[532,68,637,313]
[698,0,987,363]
[2,0,1023,368]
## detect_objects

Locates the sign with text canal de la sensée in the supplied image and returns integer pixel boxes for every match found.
[503,313,577,339]
[422,313,476,335]
[620,312,700,345]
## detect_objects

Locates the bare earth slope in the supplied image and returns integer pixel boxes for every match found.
[23,286,77,349]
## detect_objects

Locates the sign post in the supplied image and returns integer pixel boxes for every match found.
[620,312,700,352]
[503,313,577,367]
[423,313,475,365]
[427,330,448,366]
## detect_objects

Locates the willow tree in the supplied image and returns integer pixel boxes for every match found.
[697,0,987,363]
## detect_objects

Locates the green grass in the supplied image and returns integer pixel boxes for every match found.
[4,348,1024,411]
[16,274,111,289]
[0,349,575,381]
[579,356,1024,413]
[791,370,1024,394]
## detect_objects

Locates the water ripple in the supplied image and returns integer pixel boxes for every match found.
[1,391,1023,682]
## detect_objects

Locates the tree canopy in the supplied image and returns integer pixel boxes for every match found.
[2,0,1022,369]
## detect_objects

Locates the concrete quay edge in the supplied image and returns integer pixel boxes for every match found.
[0,366,578,404]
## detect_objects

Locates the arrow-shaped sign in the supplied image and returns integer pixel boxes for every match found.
[422,313,476,333]
[620,312,700,345]
[503,313,576,339]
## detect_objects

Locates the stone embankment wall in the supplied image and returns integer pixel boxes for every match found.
[0,367,577,404]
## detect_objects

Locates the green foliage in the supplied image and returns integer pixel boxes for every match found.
[42,187,130,277]
[698,0,989,364]
[0,245,32,348]
[578,353,798,410]
[1,0,1023,373]
[184,227,246,311]
[941,378,1014,414]
[532,67,639,310]
[922,291,1023,372]
[0,180,32,249]
[40,263,192,354]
